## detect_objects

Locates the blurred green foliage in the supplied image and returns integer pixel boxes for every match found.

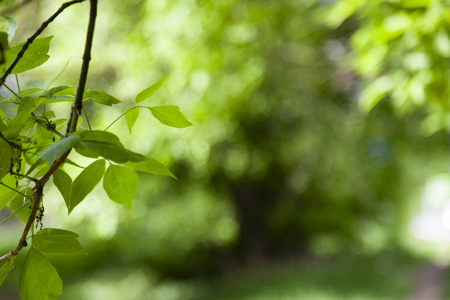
[1,0,450,298]
[327,0,450,133]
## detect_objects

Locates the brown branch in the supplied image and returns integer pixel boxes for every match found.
[67,0,97,135]
[0,0,98,263]
[0,0,86,88]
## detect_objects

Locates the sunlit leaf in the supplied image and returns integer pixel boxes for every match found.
[103,164,139,210]
[19,247,62,300]
[53,169,72,210]
[33,228,87,255]
[37,135,81,166]
[125,108,139,134]
[135,77,165,103]
[74,130,123,146]
[75,130,145,162]
[146,105,192,128]
[126,158,176,179]
[5,36,52,74]
[69,159,105,213]
[81,141,146,163]
[84,89,121,106]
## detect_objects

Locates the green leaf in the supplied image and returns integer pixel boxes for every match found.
[5,36,52,74]
[146,105,193,128]
[103,164,139,210]
[74,130,123,146]
[0,138,11,180]
[81,141,146,163]
[6,17,18,43]
[74,130,127,160]
[19,247,62,300]
[84,89,121,106]
[25,158,45,176]
[16,88,42,97]
[53,169,72,210]
[0,175,17,211]
[69,159,105,213]
[74,143,99,159]
[135,77,165,103]
[26,79,45,89]
[38,135,81,166]
[0,258,14,286]
[9,96,34,126]
[40,85,71,99]
[125,108,139,134]
[33,228,87,255]
[126,158,176,179]
[2,124,23,140]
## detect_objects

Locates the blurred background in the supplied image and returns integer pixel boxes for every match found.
[2,0,450,299]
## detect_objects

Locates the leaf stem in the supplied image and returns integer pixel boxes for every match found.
[15,74,20,93]
[104,106,141,131]
[3,83,20,99]
[0,181,33,199]
[0,200,30,226]
[83,106,92,130]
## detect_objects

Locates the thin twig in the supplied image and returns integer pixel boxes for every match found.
[0,200,30,226]
[66,0,97,135]
[0,0,86,88]
[104,106,140,131]
[3,83,20,99]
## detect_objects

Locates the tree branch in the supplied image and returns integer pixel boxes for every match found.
[66,0,97,135]
[0,0,86,88]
